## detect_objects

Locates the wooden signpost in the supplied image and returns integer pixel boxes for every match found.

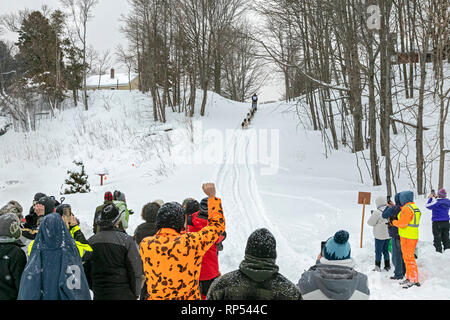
[358,192,372,248]
[98,174,106,186]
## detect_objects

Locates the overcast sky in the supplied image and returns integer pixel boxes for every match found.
[0,0,283,102]
[1,0,130,58]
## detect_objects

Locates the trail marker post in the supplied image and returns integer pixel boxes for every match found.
[358,192,372,248]
[98,174,106,186]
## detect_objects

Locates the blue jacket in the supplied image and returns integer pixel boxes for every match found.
[382,193,402,239]
[18,214,91,300]
[426,198,450,222]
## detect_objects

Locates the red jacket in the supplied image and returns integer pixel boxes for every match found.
[186,211,224,281]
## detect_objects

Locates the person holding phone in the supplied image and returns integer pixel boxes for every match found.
[367,196,391,272]
[426,188,450,253]
[26,204,92,259]
[298,230,370,300]
[382,193,406,280]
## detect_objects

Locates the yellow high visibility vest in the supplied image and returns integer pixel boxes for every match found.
[27,226,92,257]
[397,203,421,240]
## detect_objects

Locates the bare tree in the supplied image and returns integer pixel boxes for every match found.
[60,0,99,111]
[95,49,111,90]
[116,44,135,92]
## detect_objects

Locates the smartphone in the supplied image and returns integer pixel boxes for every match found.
[321,241,327,252]
[387,196,392,203]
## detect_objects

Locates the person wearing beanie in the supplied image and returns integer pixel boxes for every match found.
[392,191,422,288]
[134,202,161,245]
[426,188,450,253]
[207,228,301,300]
[185,197,226,300]
[367,196,391,272]
[83,203,144,300]
[184,199,200,231]
[55,204,92,258]
[182,198,195,208]
[22,196,56,241]
[0,201,23,219]
[113,190,134,232]
[27,203,92,259]
[140,183,226,300]
[93,191,114,234]
[185,199,199,215]
[18,214,91,300]
[0,213,27,300]
[297,230,370,300]
[382,193,406,280]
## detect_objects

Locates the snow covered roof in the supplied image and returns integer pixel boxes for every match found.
[86,72,138,88]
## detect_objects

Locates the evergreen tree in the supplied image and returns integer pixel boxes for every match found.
[16,10,66,113]
[63,161,91,194]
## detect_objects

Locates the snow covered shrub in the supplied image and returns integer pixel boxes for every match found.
[62,160,91,194]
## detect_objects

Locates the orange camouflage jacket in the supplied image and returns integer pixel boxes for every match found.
[139,197,225,300]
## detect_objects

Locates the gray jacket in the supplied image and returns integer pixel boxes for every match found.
[297,258,370,300]
[367,196,390,240]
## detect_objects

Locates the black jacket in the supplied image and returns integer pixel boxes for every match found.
[134,222,158,245]
[83,227,144,300]
[0,242,27,300]
[93,201,113,234]
[207,255,302,300]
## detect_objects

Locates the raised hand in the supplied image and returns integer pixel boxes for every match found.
[202,183,216,199]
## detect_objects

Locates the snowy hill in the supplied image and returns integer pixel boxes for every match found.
[1,88,450,300]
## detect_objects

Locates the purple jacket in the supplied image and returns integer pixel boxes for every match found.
[426,198,450,222]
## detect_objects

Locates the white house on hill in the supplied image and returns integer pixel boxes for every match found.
[86,68,139,91]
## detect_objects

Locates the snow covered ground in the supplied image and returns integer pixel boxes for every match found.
[0,87,449,300]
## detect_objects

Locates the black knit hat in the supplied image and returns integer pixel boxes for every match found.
[97,203,121,227]
[156,202,185,233]
[185,199,200,216]
[245,228,277,259]
[34,193,47,202]
[37,196,56,215]
[199,197,209,219]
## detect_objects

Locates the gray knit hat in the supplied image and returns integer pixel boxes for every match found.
[0,213,22,242]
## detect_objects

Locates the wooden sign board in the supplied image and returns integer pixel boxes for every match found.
[358,192,371,205]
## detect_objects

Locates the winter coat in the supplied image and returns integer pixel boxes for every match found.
[0,241,27,300]
[382,193,402,239]
[18,214,91,300]
[139,197,225,300]
[367,197,390,240]
[426,198,450,222]
[83,227,144,300]
[187,211,225,281]
[114,200,132,230]
[392,191,420,239]
[297,258,370,300]
[207,254,301,300]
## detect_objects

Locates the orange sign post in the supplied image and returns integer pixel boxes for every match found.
[358,192,372,248]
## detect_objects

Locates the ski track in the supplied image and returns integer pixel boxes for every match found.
[214,111,302,275]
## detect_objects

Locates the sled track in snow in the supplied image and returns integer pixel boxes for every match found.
[215,118,301,269]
